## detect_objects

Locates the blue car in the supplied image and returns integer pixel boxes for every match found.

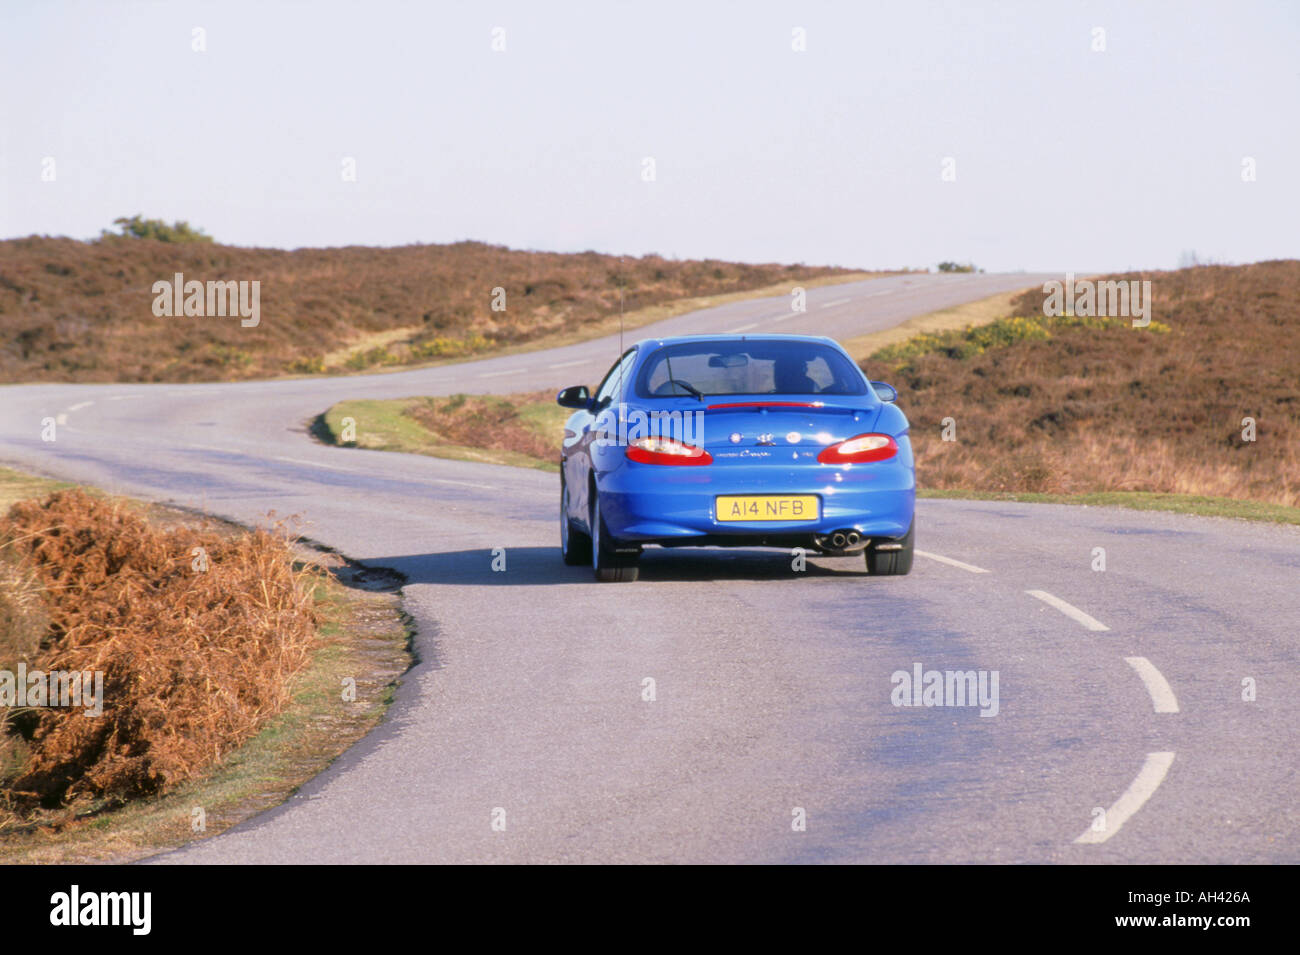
[557,334,916,581]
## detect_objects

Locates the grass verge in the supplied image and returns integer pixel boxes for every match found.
[316,393,565,471]
[0,468,74,510]
[920,488,1300,526]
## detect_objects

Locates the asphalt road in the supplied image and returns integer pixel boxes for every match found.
[2,271,1296,864]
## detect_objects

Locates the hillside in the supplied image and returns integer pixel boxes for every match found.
[861,261,1300,506]
[0,237,859,383]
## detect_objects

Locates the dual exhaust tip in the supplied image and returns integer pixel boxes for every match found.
[816,529,865,553]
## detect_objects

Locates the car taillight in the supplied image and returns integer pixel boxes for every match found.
[626,436,713,466]
[818,433,898,464]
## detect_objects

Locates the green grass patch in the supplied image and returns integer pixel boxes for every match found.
[0,467,75,511]
[920,488,1300,526]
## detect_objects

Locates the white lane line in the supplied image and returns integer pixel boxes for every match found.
[1074,752,1176,844]
[728,322,760,333]
[1025,589,1110,631]
[1124,657,1180,713]
[106,394,145,401]
[67,401,95,412]
[915,550,990,574]
[55,413,68,425]
[477,368,520,378]
[433,478,497,489]
[188,443,234,454]
[547,359,588,370]
[274,455,359,473]
[819,298,851,309]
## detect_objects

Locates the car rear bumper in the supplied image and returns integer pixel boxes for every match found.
[597,459,916,543]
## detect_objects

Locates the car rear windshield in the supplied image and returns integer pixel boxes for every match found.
[635,341,869,397]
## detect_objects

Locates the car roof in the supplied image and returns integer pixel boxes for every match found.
[632,333,839,349]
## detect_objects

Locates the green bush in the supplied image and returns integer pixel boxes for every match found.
[100,215,214,244]
[870,312,1170,367]
[408,334,491,360]
[287,356,327,375]
[344,347,394,370]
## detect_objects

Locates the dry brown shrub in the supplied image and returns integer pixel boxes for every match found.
[0,490,316,812]
[0,558,47,790]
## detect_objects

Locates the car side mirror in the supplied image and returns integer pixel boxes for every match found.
[556,385,593,409]
[870,381,898,403]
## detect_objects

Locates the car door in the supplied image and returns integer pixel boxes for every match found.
[566,349,636,528]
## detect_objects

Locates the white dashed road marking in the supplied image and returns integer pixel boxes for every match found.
[728,322,759,333]
[1026,589,1110,631]
[915,549,990,574]
[819,298,851,309]
[547,359,588,370]
[274,456,359,473]
[477,368,519,378]
[433,478,497,489]
[1124,656,1181,713]
[1074,752,1176,844]
[67,401,95,412]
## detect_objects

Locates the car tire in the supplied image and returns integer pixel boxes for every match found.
[865,518,914,576]
[560,474,592,565]
[591,490,639,582]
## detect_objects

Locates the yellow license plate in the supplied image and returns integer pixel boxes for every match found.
[715,495,820,522]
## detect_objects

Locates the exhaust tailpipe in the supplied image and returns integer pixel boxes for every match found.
[814,530,868,554]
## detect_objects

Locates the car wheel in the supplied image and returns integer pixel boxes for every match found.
[590,490,639,582]
[560,474,591,565]
[865,518,914,576]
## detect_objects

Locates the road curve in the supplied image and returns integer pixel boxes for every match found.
[1,271,1296,864]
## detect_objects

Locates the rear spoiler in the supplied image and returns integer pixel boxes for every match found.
[706,401,825,410]
[704,400,873,413]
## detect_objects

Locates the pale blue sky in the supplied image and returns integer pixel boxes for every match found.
[2,0,1297,271]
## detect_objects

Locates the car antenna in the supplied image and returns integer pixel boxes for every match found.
[619,256,625,356]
